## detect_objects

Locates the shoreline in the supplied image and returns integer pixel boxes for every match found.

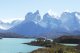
[23,38,80,53]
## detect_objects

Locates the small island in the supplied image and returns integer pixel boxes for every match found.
[24,36,80,53]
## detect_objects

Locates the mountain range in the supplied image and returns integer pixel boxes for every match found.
[0,10,80,38]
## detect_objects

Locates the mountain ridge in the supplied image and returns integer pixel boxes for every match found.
[0,10,80,38]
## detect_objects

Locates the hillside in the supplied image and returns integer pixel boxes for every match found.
[0,32,25,38]
[54,36,80,44]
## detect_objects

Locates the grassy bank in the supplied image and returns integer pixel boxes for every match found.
[31,44,80,53]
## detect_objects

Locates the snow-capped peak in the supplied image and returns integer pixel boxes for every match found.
[25,10,41,24]
[34,10,39,15]
[75,12,80,20]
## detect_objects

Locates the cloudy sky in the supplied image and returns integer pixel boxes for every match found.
[0,0,80,22]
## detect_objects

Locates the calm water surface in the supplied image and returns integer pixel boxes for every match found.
[60,43,78,46]
[0,38,41,53]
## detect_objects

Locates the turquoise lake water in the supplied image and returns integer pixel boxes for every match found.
[0,38,41,53]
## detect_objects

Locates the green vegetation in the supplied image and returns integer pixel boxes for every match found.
[26,38,80,53]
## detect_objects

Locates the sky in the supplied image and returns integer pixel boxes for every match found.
[0,0,80,22]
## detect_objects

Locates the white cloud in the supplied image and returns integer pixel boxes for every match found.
[48,9,60,19]
[64,9,70,12]
[0,17,24,23]
[0,17,25,30]
[0,25,11,30]
[64,9,73,13]
[48,9,57,16]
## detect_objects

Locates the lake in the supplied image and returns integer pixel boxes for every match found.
[0,38,41,53]
[60,43,79,46]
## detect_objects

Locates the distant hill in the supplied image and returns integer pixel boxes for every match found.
[0,32,25,38]
[54,36,80,44]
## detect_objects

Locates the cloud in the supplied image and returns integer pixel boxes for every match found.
[0,17,25,30]
[48,9,60,19]
[0,17,24,23]
[0,25,11,30]
[48,9,57,16]
[64,9,73,13]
